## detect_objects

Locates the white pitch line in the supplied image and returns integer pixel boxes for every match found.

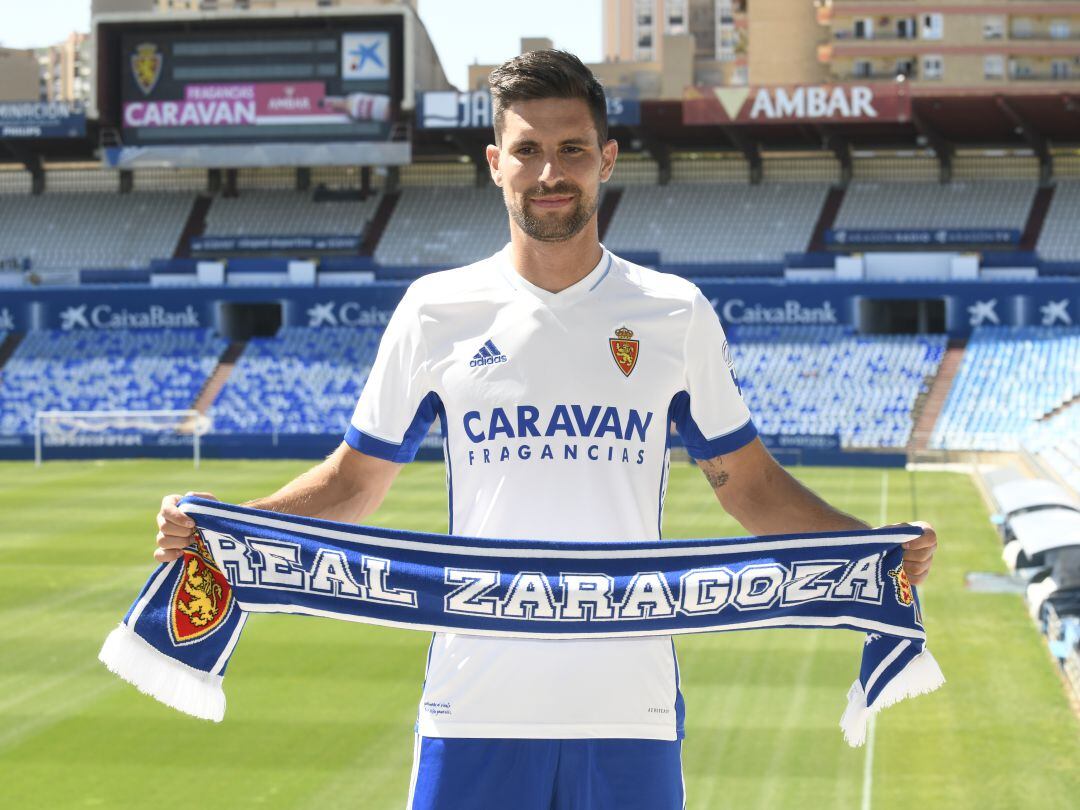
[861,471,889,810]
[861,714,878,810]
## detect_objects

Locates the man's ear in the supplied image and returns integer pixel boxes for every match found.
[486,143,502,186]
[599,138,619,183]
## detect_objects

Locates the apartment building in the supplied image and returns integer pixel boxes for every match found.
[817,1,1080,85]
[37,33,92,104]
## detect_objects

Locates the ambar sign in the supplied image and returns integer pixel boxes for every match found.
[683,84,911,125]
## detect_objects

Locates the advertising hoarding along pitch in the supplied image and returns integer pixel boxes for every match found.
[683,84,911,125]
[0,102,86,139]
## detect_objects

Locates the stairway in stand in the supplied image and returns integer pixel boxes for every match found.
[0,332,24,371]
[191,341,247,417]
[909,342,965,452]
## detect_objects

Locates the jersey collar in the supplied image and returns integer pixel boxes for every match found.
[496,243,614,309]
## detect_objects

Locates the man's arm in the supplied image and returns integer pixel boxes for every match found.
[154,443,400,563]
[243,442,400,521]
[697,438,937,584]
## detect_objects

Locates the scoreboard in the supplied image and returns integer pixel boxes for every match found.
[95,11,409,168]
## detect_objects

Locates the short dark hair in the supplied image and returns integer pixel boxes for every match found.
[488,50,608,146]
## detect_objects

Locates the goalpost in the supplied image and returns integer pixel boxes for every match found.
[34,410,213,468]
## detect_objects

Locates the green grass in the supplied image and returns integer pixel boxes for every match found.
[1,460,1078,808]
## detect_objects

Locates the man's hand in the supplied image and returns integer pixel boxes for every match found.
[154,491,217,563]
[901,521,937,586]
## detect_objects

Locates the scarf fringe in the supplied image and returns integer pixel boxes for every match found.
[98,623,225,722]
[840,647,945,747]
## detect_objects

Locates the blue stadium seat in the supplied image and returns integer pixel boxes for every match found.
[930,327,1080,452]
[210,327,384,435]
[729,325,946,449]
[0,329,226,435]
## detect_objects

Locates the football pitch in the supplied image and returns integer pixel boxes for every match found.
[2,459,1079,809]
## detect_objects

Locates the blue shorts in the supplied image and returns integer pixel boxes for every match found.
[407,736,684,810]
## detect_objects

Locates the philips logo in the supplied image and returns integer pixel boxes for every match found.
[469,339,508,368]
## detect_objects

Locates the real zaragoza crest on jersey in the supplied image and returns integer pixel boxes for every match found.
[609,326,639,377]
[169,535,233,645]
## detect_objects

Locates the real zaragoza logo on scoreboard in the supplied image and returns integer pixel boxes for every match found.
[130,43,163,95]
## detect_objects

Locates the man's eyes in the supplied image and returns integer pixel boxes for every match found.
[515,146,585,156]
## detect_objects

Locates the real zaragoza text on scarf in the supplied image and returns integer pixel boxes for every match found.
[99,497,944,746]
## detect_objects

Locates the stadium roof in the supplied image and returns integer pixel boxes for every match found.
[1009,508,1080,561]
[992,479,1080,520]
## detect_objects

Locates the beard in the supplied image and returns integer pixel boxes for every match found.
[505,181,599,243]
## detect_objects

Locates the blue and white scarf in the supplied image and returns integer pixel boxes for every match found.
[99,497,944,746]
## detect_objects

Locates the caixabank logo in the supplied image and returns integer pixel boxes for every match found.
[306,301,394,328]
[58,304,200,330]
[716,298,839,325]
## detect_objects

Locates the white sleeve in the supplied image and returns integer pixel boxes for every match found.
[344,286,441,463]
[670,290,757,459]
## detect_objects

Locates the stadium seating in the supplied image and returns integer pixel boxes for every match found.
[1026,404,1080,494]
[0,329,226,436]
[930,327,1080,451]
[374,187,509,267]
[203,190,382,237]
[210,327,383,434]
[729,326,947,448]
[1037,181,1080,261]
[603,184,829,263]
[0,192,195,270]
[834,180,1036,230]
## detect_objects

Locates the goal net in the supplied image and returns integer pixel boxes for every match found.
[34,409,213,467]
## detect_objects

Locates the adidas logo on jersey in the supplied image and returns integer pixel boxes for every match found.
[469,339,508,368]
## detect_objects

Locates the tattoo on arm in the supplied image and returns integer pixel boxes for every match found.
[700,458,730,489]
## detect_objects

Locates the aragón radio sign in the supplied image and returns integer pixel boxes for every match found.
[684,84,910,125]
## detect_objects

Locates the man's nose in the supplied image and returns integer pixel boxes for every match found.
[537,156,565,185]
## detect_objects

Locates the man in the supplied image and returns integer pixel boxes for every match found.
[156,51,937,810]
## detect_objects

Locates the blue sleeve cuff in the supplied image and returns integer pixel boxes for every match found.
[687,418,758,460]
[669,391,758,460]
[344,392,444,464]
[344,425,417,463]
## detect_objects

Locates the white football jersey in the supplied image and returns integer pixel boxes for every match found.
[347,244,756,740]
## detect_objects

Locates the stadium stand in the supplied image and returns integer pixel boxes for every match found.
[834,180,1036,230]
[0,192,195,270]
[930,327,1080,451]
[1037,181,1080,261]
[374,187,509,267]
[210,326,382,434]
[202,190,382,237]
[1026,404,1080,493]
[603,183,829,263]
[729,326,947,448]
[0,329,226,436]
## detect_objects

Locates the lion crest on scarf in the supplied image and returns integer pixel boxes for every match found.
[177,556,224,627]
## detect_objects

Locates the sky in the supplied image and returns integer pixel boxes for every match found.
[0,0,603,90]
